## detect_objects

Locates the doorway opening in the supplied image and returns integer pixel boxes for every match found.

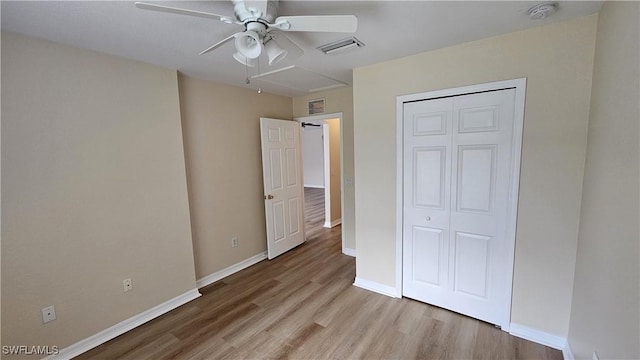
[296,112,344,251]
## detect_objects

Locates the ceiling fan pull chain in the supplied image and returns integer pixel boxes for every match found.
[245,58,250,84]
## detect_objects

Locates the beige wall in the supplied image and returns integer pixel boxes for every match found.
[567,2,639,359]
[353,15,597,337]
[178,75,293,280]
[1,32,197,352]
[293,86,355,251]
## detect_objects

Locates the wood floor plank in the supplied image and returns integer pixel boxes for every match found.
[403,315,448,359]
[118,333,181,360]
[313,295,387,358]
[391,298,429,335]
[221,281,322,347]
[158,335,235,360]
[447,315,480,360]
[75,305,201,359]
[264,277,352,340]
[331,296,405,359]
[74,187,563,360]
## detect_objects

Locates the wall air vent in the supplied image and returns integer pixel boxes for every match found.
[317,37,365,55]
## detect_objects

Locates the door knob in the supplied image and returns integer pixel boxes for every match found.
[425,216,431,221]
[265,194,274,200]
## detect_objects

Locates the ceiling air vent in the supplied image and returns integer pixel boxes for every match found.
[318,37,365,55]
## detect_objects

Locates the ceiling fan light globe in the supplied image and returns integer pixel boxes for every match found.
[233,52,256,67]
[265,40,288,66]
[234,31,262,59]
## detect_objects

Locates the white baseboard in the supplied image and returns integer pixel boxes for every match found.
[196,251,267,289]
[48,289,201,360]
[323,218,342,228]
[509,322,567,350]
[304,185,325,189]
[353,277,400,298]
[563,343,575,360]
[342,247,356,257]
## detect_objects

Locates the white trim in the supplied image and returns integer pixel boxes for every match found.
[47,289,201,360]
[323,218,342,228]
[503,78,527,331]
[342,247,356,257]
[509,323,567,350]
[196,251,267,289]
[395,85,405,299]
[563,343,575,360]
[295,112,343,124]
[303,185,325,189]
[322,123,332,227]
[353,277,400,298]
[395,78,527,329]
[338,113,346,261]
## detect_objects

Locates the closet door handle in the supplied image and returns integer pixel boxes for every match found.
[425,216,431,221]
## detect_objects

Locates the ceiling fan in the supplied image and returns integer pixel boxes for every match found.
[135,0,358,67]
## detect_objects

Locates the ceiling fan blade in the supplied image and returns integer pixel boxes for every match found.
[272,15,357,33]
[199,34,237,55]
[135,2,238,24]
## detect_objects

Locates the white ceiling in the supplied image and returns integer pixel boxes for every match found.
[1,1,603,97]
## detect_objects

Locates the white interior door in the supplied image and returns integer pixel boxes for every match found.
[260,118,305,259]
[402,89,517,327]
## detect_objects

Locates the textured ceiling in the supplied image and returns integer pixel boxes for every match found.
[1,1,603,97]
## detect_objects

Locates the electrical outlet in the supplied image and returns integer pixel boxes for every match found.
[231,237,238,248]
[123,278,133,292]
[41,305,56,324]
[592,351,600,360]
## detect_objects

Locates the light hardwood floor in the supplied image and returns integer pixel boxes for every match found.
[76,187,562,359]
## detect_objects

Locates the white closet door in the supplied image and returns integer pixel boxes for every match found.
[402,97,454,306]
[402,89,516,326]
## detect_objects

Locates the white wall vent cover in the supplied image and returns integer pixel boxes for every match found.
[251,65,347,93]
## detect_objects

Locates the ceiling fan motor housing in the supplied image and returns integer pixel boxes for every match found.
[246,21,268,36]
[232,0,278,24]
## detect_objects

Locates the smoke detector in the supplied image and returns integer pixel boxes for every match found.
[527,2,558,20]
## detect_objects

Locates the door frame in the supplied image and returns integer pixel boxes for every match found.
[395,78,527,331]
[295,112,345,251]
